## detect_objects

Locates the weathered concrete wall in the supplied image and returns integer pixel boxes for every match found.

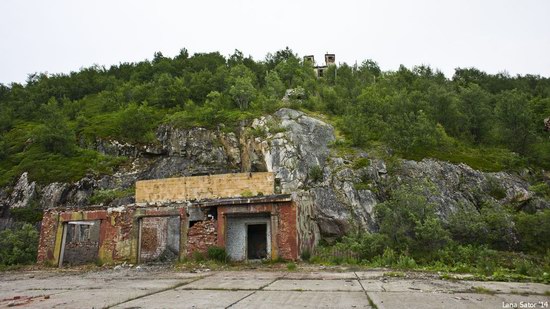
[293,192,320,255]
[217,201,298,261]
[135,172,275,203]
[187,219,218,257]
[225,216,271,261]
[38,205,188,266]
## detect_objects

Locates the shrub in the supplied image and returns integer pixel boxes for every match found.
[286,262,297,271]
[192,251,206,262]
[206,246,228,263]
[357,233,390,261]
[0,224,39,266]
[300,249,311,262]
[486,176,507,200]
[352,157,370,170]
[9,205,43,224]
[513,258,538,277]
[447,206,488,245]
[89,187,135,205]
[481,204,517,251]
[308,165,323,183]
[396,254,417,270]
[374,180,448,257]
[514,210,550,253]
[374,247,398,267]
[529,182,550,199]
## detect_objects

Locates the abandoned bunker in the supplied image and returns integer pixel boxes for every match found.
[37,172,300,266]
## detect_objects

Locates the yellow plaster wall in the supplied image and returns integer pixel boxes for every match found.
[135,172,275,203]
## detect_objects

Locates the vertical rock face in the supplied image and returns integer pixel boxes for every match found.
[1,108,548,247]
[8,173,36,209]
[251,108,335,193]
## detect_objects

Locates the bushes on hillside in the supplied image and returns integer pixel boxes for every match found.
[0,224,39,266]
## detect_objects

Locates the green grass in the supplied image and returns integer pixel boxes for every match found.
[405,144,524,172]
[89,187,135,205]
[0,145,126,187]
[352,157,370,169]
[472,286,496,295]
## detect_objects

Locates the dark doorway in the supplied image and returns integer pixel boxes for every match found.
[247,224,267,260]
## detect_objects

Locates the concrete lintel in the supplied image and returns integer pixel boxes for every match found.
[193,194,292,208]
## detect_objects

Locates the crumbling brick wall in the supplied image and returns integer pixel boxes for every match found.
[37,211,59,263]
[37,205,188,266]
[187,219,217,256]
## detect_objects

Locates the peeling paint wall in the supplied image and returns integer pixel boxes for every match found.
[293,192,320,255]
[37,205,188,266]
[140,216,180,262]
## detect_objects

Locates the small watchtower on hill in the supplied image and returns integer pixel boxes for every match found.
[304,53,336,78]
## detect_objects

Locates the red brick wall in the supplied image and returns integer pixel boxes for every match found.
[37,211,59,263]
[187,219,218,257]
[276,201,298,260]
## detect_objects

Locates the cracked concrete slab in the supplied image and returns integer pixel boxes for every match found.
[264,279,364,291]
[463,281,550,295]
[354,271,387,279]
[1,269,549,308]
[284,271,358,280]
[231,291,372,308]
[369,291,484,309]
[358,280,385,292]
[207,271,284,280]
[112,289,252,309]
[179,277,274,290]
[380,279,470,293]
[0,273,190,309]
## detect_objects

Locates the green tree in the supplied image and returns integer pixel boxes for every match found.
[264,71,285,99]
[116,102,158,142]
[495,90,534,154]
[229,77,256,110]
[33,97,75,155]
[384,110,442,153]
[457,84,494,144]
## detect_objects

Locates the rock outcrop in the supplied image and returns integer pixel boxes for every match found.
[1,108,548,247]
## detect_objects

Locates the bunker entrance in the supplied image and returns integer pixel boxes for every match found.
[247,223,267,260]
[225,214,271,261]
[139,216,180,263]
[59,220,100,266]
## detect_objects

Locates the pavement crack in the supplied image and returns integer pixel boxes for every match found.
[355,271,379,309]
[225,291,256,308]
[106,274,213,309]
[225,274,283,308]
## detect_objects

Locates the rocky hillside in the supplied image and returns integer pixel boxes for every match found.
[1,108,548,245]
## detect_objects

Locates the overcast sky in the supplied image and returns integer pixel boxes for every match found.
[1,0,549,84]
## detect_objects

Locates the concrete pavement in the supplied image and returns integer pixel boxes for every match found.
[0,267,548,308]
